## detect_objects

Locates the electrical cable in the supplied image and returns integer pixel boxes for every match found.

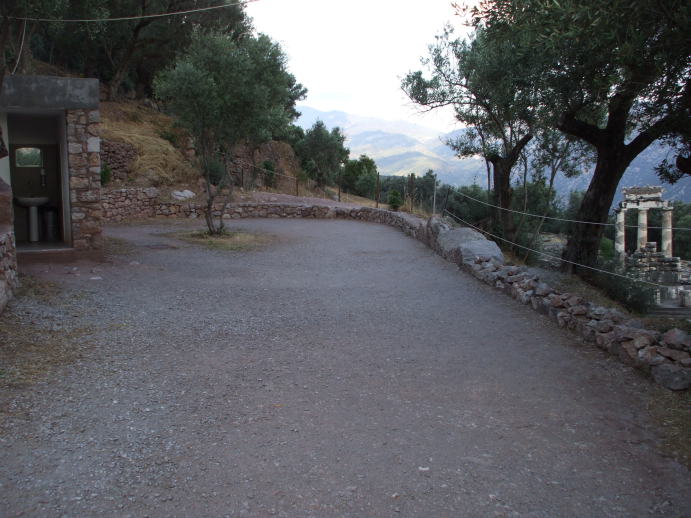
[453,189,691,232]
[10,20,26,75]
[443,209,672,289]
[10,0,258,23]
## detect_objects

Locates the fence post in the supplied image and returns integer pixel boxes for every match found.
[376,172,380,208]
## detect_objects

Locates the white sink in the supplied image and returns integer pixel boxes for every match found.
[16,196,49,207]
[15,197,50,242]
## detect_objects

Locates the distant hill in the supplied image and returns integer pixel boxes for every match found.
[553,142,691,206]
[296,105,691,205]
[296,105,484,186]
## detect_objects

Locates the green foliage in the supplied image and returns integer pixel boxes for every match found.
[343,155,377,197]
[466,0,691,268]
[158,129,178,148]
[28,0,251,99]
[100,164,112,186]
[590,262,656,314]
[154,31,304,234]
[599,238,614,260]
[204,157,226,187]
[262,160,276,188]
[155,32,306,156]
[387,190,403,211]
[293,121,349,187]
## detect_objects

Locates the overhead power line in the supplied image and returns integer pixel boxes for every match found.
[443,209,670,289]
[453,189,691,232]
[9,0,259,23]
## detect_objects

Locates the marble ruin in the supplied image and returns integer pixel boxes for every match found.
[614,186,690,307]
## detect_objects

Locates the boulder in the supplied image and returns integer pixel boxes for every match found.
[435,227,504,266]
[661,328,688,351]
[171,189,195,201]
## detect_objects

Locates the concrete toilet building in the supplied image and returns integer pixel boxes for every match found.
[0,75,102,250]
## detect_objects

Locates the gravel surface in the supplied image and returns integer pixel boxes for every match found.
[1,218,690,517]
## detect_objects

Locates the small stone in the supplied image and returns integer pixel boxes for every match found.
[657,347,691,363]
[638,346,665,366]
[534,282,553,297]
[549,294,566,308]
[566,295,584,307]
[662,328,688,350]
[569,305,588,316]
[632,334,654,349]
[651,364,691,391]
[595,331,615,349]
[620,341,639,363]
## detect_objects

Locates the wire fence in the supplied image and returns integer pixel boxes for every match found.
[452,189,691,232]
[10,0,259,23]
[443,209,669,289]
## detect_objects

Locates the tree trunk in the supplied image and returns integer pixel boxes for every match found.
[106,17,154,101]
[561,149,631,273]
[0,16,10,159]
[492,160,514,239]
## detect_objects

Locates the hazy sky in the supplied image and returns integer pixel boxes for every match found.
[245,0,472,132]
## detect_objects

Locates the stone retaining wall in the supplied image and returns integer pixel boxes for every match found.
[101,140,136,181]
[465,255,691,391]
[100,189,691,391]
[0,179,17,313]
[0,229,18,313]
[102,187,160,222]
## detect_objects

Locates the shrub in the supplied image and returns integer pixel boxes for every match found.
[159,129,179,148]
[388,190,403,211]
[100,164,112,185]
[262,160,276,188]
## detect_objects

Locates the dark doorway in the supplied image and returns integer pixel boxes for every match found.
[10,144,63,244]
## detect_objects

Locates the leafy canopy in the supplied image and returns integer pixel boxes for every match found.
[154,32,306,156]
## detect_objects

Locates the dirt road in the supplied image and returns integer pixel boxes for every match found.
[1,218,689,517]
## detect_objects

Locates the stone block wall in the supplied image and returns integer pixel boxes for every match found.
[0,229,18,313]
[102,187,159,221]
[0,178,18,313]
[101,139,136,181]
[66,109,102,249]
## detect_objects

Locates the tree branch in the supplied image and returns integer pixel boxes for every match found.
[558,112,605,148]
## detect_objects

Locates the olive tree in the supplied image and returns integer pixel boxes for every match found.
[154,32,305,234]
[467,0,691,272]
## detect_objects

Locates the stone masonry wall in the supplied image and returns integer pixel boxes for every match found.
[0,179,18,314]
[101,139,136,181]
[0,229,18,313]
[102,187,159,222]
[66,109,102,249]
[99,189,691,391]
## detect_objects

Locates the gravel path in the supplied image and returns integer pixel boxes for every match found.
[1,218,690,517]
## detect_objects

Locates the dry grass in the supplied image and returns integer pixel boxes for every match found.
[100,101,198,186]
[323,188,390,209]
[166,229,274,252]
[0,277,91,390]
[103,235,137,258]
[647,388,691,468]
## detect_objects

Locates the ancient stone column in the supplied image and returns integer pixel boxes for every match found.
[637,208,648,251]
[615,208,626,263]
[661,207,673,257]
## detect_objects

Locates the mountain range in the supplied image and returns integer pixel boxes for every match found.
[296,105,691,205]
